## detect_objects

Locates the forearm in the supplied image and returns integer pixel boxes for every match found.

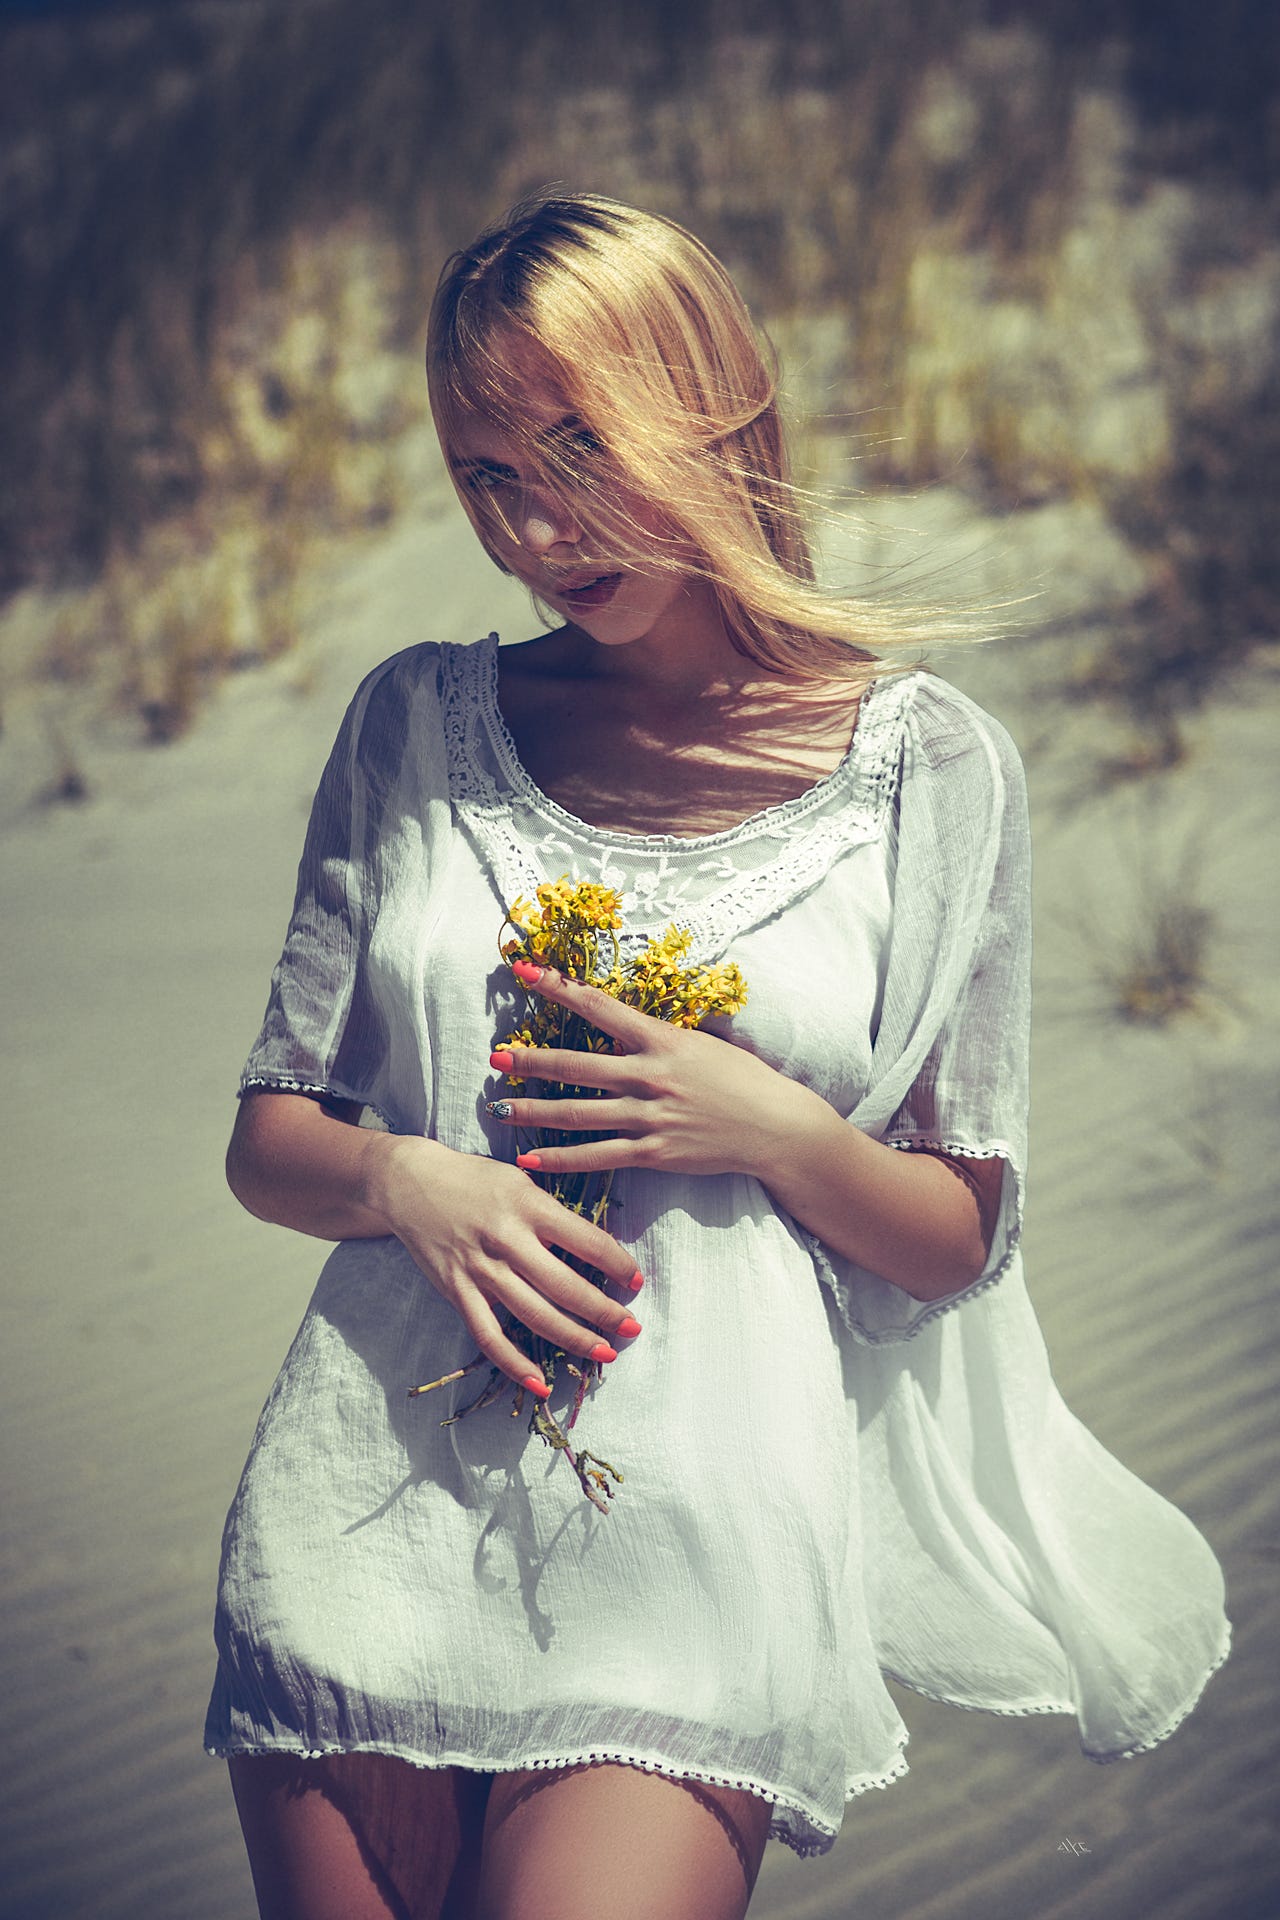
[226,1090,440,1241]
[753,1082,994,1301]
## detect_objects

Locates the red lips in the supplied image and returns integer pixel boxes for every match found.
[555,572,623,610]
[552,570,610,591]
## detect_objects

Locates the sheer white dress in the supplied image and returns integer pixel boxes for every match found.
[204,634,1230,1856]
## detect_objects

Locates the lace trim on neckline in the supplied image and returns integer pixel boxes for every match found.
[441,634,916,962]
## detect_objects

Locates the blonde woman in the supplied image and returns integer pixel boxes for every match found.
[205,195,1229,1920]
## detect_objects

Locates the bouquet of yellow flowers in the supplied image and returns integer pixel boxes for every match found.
[409,876,747,1512]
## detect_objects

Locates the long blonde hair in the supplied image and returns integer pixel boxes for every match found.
[427,193,934,681]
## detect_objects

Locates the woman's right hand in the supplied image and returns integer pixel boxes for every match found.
[368,1135,642,1393]
[227,1092,641,1393]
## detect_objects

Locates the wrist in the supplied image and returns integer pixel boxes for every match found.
[359,1130,450,1235]
[744,1076,840,1186]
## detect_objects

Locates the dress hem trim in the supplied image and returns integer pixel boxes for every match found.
[202,1619,1230,1861]
[204,1730,915,1858]
[883,1617,1232,1762]
[803,1132,1025,1345]
[239,1074,398,1134]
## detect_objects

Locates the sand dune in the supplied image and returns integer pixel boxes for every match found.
[1,492,1275,1919]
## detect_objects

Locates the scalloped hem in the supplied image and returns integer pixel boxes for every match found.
[805,1133,1024,1346]
[884,1618,1231,1762]
[239,1074,397,1134]
[204,1730,914,1858]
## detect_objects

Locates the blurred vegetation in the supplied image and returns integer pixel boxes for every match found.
[1109,893,1216,1027]
[1,0,1277,746]
[1092,847,1221,1028]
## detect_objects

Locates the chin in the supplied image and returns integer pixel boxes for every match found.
[569,614,651,643]
[574,583,695,643]
[567,609,671,647]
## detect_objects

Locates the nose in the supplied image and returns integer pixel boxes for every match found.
[516,487,581,555]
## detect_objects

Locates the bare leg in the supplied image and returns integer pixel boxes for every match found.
[227,1752,492,1920]
[477,1761,773,1920]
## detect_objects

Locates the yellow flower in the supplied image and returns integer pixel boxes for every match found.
[529,876,624,935]
[695,963,749,1017]
[507,895,544,936]
[503,887,746,1038]
[643,926,692,965]
[495,1024,544,1086]
[535,877,575,917]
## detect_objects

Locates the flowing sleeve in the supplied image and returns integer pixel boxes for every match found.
[238,643,448,1132]
[801,675,1033,1345]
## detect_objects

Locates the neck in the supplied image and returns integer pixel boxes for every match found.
[561,583,773,700]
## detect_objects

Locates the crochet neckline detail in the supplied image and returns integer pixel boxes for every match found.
[474,632,911,853]
[440,634,916,961]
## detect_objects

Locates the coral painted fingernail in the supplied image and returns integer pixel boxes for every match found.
[516,1151,542,1171]
[490,1050,514,1071]
[523,1374,551,1399]
[627,1270,645,1293]
[589,1341,618,1364]
[616,1316,642,1338]
[512,958,544,984]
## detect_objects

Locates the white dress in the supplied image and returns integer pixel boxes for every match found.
[204,634,1230,1857]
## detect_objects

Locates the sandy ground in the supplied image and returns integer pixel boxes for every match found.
[1,483,1277,1919]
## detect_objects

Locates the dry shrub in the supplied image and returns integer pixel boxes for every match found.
[22,211,415,741]
[1105,895,1217,1027]
[1063,387,1280,766]
[37,714,91,806]
[1084,832,1223,1029]
[43,508,299,745]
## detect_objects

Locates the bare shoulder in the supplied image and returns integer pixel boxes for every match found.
[494,628,577,687]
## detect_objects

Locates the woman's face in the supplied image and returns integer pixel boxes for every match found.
[445,373,707,650]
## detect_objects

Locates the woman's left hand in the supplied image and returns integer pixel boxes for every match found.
[489,962,999,1299]
[486,963,811,1179]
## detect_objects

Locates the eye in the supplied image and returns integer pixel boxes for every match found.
[545,420,606,475]
[460,463,517,497]
[569,424,605,457]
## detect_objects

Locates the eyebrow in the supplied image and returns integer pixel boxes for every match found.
[449,414,590,474]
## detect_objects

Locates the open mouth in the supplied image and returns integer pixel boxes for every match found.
[553,572,624,611]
